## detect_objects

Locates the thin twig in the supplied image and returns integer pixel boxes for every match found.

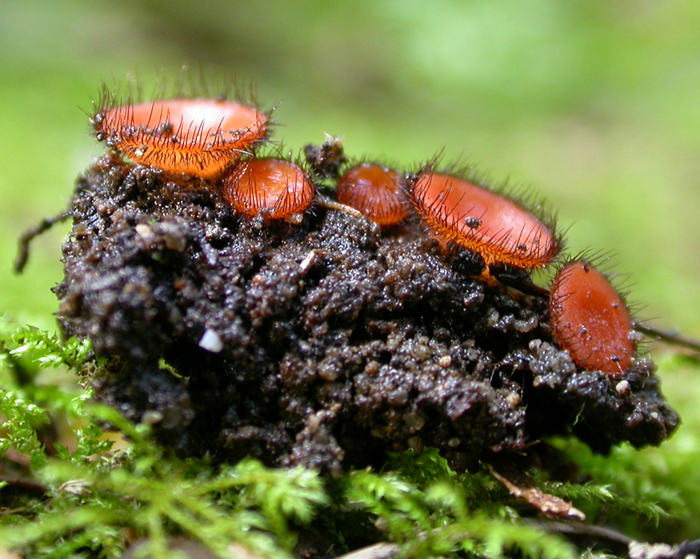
[524,518,632,549]
[315,195,381,233]
[14,211,71,273]
[633,322,700,353]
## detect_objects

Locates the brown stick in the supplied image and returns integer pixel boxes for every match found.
[633,322,700,353]
[14,211,71,273]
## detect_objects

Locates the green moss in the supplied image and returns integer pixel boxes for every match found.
[0,317,696,558]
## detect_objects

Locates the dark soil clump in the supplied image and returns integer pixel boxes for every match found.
[54,151,679,476]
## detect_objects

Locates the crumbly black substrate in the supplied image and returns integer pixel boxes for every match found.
[54,152,679,475]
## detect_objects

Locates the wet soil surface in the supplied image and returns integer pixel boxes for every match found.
[54,152,678,475]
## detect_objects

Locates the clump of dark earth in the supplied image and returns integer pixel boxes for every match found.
[54,150,679,476]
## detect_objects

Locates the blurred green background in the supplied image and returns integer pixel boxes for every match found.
[2,0,700,340]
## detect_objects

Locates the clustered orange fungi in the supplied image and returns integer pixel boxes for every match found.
[549,260,635,375]
[91,89,645,376]
[93,98,268,180]
[408,171,560,271]
[336,163,409,226]
[222,158,315,223]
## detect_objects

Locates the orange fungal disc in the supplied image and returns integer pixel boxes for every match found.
[549,260,634,375]
[336,163,409,226]
[222,158,315,223]
[92,98,269,179]
[409,171,560,271]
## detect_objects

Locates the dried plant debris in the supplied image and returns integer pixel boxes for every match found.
[485,464,585,521]
[54,150,678,476]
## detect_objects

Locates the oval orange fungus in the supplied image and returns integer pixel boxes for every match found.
[409,171,559,270]
[222,158,315,222]
[549,260,634,375]
[336,163,409,226]
[92,98,268,179]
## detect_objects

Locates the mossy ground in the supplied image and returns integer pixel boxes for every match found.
[3,3,700,557]
[0,321,696,558]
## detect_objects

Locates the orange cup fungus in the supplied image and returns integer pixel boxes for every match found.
[408,171,560,271]
[222,158,315,223]
[336,163,409,226]
[92,98,268,180]
[549,260,635,375]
